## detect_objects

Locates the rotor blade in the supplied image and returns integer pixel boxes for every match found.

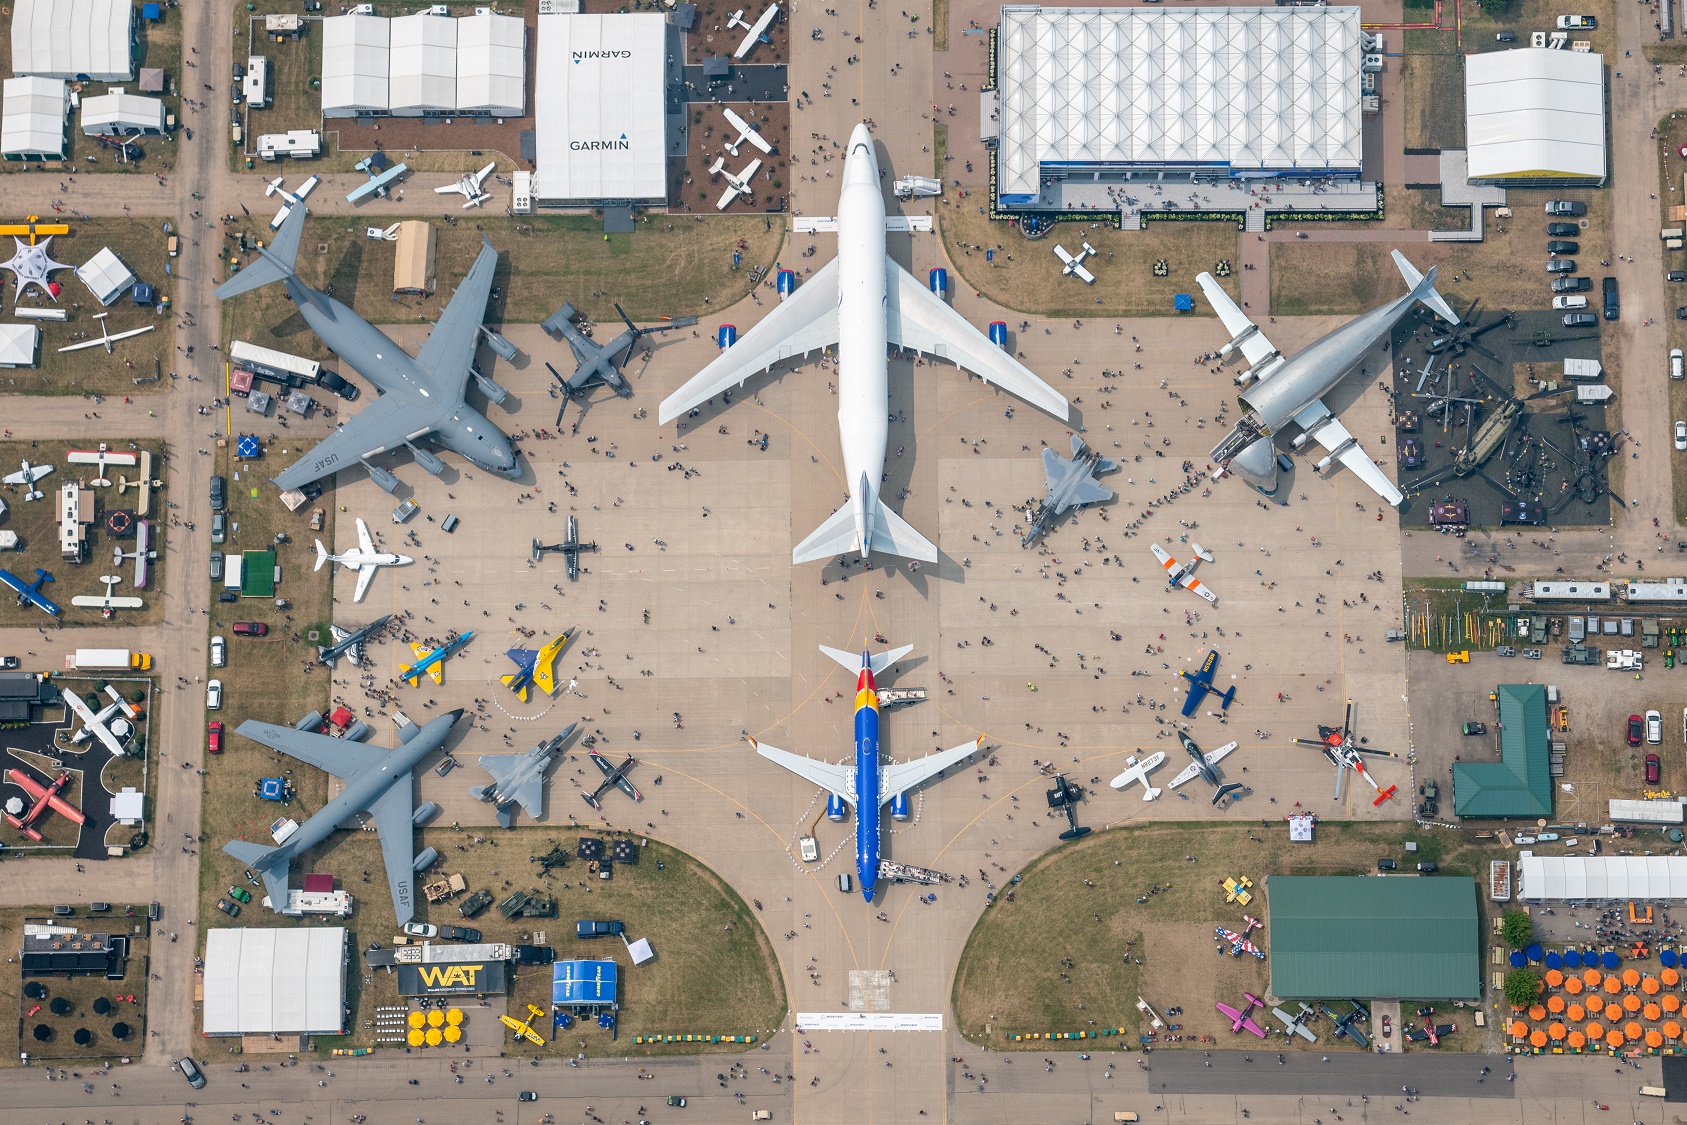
[614,303,638,335]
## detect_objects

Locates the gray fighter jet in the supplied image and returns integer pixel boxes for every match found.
[315,614,393,667]
[1021,434,1117,547]
[1199,250,1457,506]
[469,722,578,827]
[542,303,698,426]
[222,709,464,925]
[215,204,520,495]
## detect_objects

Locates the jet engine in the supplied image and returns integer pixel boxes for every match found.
[406,442,447,477]
[890,792,911,821]
[472,369,509,406]
[826,793,847,821]
[360,459,401,494]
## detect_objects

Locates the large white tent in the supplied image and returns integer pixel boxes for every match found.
[995,6,1363,205]
[202,927,346,1036]
[456,11,525,116]
[0,325,40,368]
[1519,856,1687,901]
[321,13,390,118]
[1,76,68,160]
[1465,48,1605,185]
[534,13,667,206]
[388,13,456,116]
[10,0,133,83]
[80,88,164,136]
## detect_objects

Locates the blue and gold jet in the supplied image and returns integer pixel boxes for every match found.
[501,630,572,702]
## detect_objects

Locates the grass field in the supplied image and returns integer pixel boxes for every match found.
[937,204,1241,318]
[0,905,153,1065]
[952,820,1503,1052]
[234,17,325,171]
[220,214,784,361]
[1654,111,1687,522]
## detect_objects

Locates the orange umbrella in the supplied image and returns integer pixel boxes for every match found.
[1547,994,1567,1014]
[1665,994,1682,1014]
[1568,1030,1587,1049]
[1608,1030,1627,1048]
[1627,1021,1645,1041]
[1607,1002,1626,1022]
[1585,967,1604,986]
[1568,1003,1587,1022]
[1528,1004,1547,1021]
[1667,1020,1683,1040]
[1509,1019,1529,1038]
[1549,1022,1567,1040]
[1624,968,1642,989]
[1565,977,1585,995]
[1587,1020,1606,1041]
[1624,993,1643,1013]
[1647,1029,1665,1048]
[1546,968,1564,988]
[1643,976,1662,995]
[1664,967,1681,987]
[1645,1003,1663,1022]
[1604,976,1622,994]
[1530,1029,1548,1048]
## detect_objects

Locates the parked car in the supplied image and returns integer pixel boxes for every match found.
[403,922,438,938]
[318,370,360,400]
[1382,1014,1392,1038]
[1546,259,1578,274]
[576,919,626,939]
[1417,862,1438,874]
[1603,276,1620,320]
[1648,753,1663,784]
[1552,295,1588,310]
[1629,714,1645,746]
[210,551,224,581]
[1495,29,1516,41]
[1556,14,1595,28]
[1377,858,1397,871]
[513,944,556,965]
[667,1097,687,1108]
[210,635,226,668]
[211,512,227,544]
[229,886,252,904]
[438,925,480,942]
[1673,348,1684,381]
[518,1092,538,1103]
[1562,312,1597,328]
[206,720,223,754]
[1648,710,1663,744]
[1461,722,1487,735]
[233,622,269,636]
[206,679,223,710]
[1547,240,1579,254]
[215,898,240,917]
[1545,200,1588,216]
[210,474,226,510]
[0,657,16,670]
[179,1057,206,1090]
[1676,422,1686,452]
[1672,271,1686,282]
[1546,222,1580,236]
[1552,276,1592,293]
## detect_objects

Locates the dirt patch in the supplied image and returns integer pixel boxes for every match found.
[669,103,791,216]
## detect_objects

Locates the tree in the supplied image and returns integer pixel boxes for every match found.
[1503,967,1541,1009]
[1501,909,1534,949]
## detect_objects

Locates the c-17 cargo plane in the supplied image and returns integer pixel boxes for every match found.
[1200,249,1457,506]
[215,203,521,496]
[1021,435,1116,547]
[223,709,465,925]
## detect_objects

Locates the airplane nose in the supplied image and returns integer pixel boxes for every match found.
[848,122,873,150]
[445,708,466,723]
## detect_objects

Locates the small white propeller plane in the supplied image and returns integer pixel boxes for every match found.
[2,460,51,501]
[435,162,497,209]
[67,442,139,487]
[266,174,319,229]
[709,156,763,211]
[1109,751,1167,801]
[1053,241,1098,285]
[722,107,774,157]
[57,313,155,356]
[70,574,143,617]
[727,2,779,58]
[1150,542,1217,605]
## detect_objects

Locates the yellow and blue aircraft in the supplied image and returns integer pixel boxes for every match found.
[400,630,475,686]
[501,629,572,701]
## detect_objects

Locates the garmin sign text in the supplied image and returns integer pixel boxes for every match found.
[398,960,507,997]
[572,50,632,60]
[570,136,631,151]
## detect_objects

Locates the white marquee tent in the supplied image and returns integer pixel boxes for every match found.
[456,11,525,116]
[389,13,456,116]
[0,325,41,368]
[10,0,133,82]
[1,77,68,160]
[534,13,667,205]
[202,927,346,1035]
[321,13,390,118]
[80,88,164,136]
[995,6,1363,203]
[1519,855,1687,901]
[1465,48,1606,184]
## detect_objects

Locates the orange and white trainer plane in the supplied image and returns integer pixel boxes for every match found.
[1150,542,1217,605]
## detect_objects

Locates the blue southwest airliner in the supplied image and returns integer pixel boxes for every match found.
[752,645,983,902]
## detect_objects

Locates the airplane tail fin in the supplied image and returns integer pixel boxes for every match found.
[819,643,914,677]
[314,540,329,571]
[792,503,860,564]
[868,498,937,562]
[793,494,937,565]
[1391,249,1459,326]
[1212,782,1245,807]
[215,204,306,300]
[223,838,288,910]
[499,673,530,702]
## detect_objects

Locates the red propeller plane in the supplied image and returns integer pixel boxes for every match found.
[4,765,84,841]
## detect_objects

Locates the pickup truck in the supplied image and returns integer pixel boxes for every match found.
[576,919,625,939]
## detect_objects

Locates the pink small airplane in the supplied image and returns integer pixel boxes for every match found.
[1216,992,1268,1038]
[1240,915,1262,934]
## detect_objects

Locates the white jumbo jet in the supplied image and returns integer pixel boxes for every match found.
[661,123,1068,564]
[709,156,763,211]
[436,162,497,209]
[1150,542,1216,605]
[722,107,774,158]
[2,460,51,501]
[1109,751,1167,800]
[1053,241,1097,284]
[314,517,414,602]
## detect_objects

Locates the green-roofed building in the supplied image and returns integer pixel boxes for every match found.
[1268,876,1480,1000]
[240,549,276,598]
[1452,683,1551,819]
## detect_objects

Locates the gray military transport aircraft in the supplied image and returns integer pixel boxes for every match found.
[215,204,520,495]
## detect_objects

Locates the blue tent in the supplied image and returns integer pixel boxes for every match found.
[236,434,261,459]
[1602,951,1621,970]
[1173,293,1194,312]
[258,777,287,801]
[141,2,160,18]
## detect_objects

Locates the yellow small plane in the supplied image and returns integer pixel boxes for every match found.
[499,1003,548,1046]
[501,630,572,701]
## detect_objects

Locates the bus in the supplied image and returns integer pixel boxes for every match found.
[230,340,320,382]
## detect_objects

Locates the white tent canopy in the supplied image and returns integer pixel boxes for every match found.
[80,89,164,136]
[0,324,40,368]
[534,13,667,204]
[1518,855,1687,901]
[389,13,456,115]
[1465,48,1606,183]
[75,246,135,305]
[996,6,1363,201]
[321,13,390,117]
[456,12,524,115]
[10,0,133,82]
[1,77,68,158]
[202,927,346,1035]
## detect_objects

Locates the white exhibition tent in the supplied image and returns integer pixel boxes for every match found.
[995,6,1364,202]
[321,13,390,117]
[75,246,135,305]
[456,11,525,116]
[534,13,667,204]
[10,0,134,82]
[1465,48,1606,183]
[0,324,40,368]
[1,76,68,159]
[80,89,164,136]
[1518,855,1687,901]
[389,13,456,116]
[202,927,346,1035]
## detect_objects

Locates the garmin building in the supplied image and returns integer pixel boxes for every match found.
[533,13,667,207]
[992,5,1365,212]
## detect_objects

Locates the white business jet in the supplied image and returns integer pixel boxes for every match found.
[315,517,414,602]
[709,156,763,211]
[436,162,497,209]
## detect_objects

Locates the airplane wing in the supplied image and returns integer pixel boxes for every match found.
[1241,1017,1267,1038]
[717,183,743,211]
[367,771,419,925]
[589,750,618,779]
[434,183,465,197]
[1215,1002,1242,1022]
[1181,572,1218,604]
[1293,400,1404,507]
[1108,751,1165,798]
[881,736,983,802]
[752,737,856,804]
[1271,1007,1297,1030]
[272,393,444,492]
[658,257,842,423]
[1169,760,1204,789]
[473,162,496,189]
[1204,742,1238,769]
[886,262,1069,420]
[354,563,379,603]
[1072,262,1096,285]
[1179,679,1206,718]
[532,648,559,697]
[1293,1023,1317,1043]
[235,720,387,780]
[1065,473,1113,509]
[1054,246,1075,266]
[356,518,375,554]
[1041,448,1068,491]
[4,465,47,484]
[1195,272,1279,368]
[414,237,499,384]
